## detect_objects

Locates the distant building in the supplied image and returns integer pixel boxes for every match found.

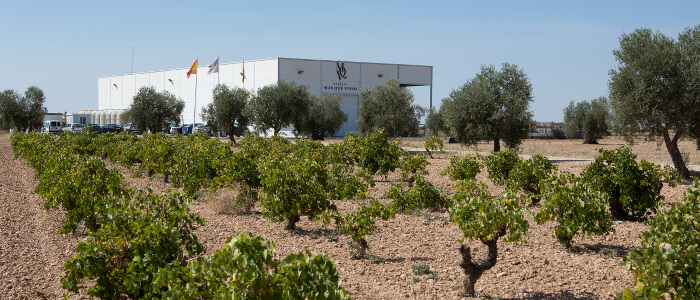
[530,122,563,138]
[66,112,93,125]
[97,57,433,136]
[43,112,63,123]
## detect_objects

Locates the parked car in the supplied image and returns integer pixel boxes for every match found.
[169,124,183,135]
[193,124,212,136]
[233,123,243,137]
[123,123,139,135]
[41,120,62,134]
[62,123,85,132]
[86,124,103,134]
[102,124,123,133]
[182,123,203,135]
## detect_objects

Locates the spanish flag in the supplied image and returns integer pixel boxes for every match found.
[241,62,245,82]
[187,59,197,78]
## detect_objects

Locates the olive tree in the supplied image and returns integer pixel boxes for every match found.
[201,83,250,142]
[0,90,22,130]
[357,78,424,137]
[294,94,348,140]
[440,63,533,152]
[609,25,700,178]
[425,106,448,136]
[248,80,311,135]
[0,86,46,132]
[125,86,184,133]
[562,97,611,144]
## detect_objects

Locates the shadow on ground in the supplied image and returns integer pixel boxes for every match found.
[479,290,599,300]
[566,243,633,260]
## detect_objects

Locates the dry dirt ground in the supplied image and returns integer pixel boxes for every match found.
[0,134,695,299]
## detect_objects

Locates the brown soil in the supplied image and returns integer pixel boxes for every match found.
[0,134,693,299]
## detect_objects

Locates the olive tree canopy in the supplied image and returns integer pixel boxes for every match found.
[609,25,700,178]
[562,97,610,144]
[294,94,347,140]
[440,63,533,152]
[248,80,311,135]
[357,78,424,137]
[125,86,185,133]
[0,86,46,132]
[201,84,251,141]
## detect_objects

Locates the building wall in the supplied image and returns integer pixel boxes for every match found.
[98,58,279,125]
[66,114,91,125]
[98,58,431,135]
[43,113,63,124]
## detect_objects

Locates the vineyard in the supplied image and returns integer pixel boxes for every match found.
[1,131,698,299]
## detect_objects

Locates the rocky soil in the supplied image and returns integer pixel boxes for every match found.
[0,134,693,299]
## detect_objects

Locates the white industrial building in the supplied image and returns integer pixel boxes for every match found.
[97,57,433,136]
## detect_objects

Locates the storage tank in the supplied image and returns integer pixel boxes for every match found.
[88,110,96,124]
[110,110,118,125]
[91,111,98,125]
[116,110,126,126]
[98,110,107,126]
[104,110,113,125]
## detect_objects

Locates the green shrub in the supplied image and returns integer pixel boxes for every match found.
[535,172,614,247]
[484,148,521,186]
[424,135,443,158]
[137,133,177,182]
[57,130,100,156]
[385,174,451,213]
[398,154,429,186]
[450,180,529,244]
[170,134,233,197]
[509,154,557,204]
[95,132,133,160]
[34,150,127,233]
[111,134,143,168]
[319,200,395,259]
[341,130,406,177]
[152,233,349,299]
[617,179,700,299]
[11,132,60,174]
[61,190,204,299]
[259,139,367,230]
[581,146,680,220]
[440,153,482,181]
[449,179,528,297]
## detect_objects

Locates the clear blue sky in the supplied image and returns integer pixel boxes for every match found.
[1,1,698,122]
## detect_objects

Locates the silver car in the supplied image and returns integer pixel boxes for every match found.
[62,123,85,132]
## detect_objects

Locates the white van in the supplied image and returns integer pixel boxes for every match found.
[42,120,62,134]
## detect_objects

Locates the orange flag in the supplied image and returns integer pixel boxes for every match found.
[187,59,198,78]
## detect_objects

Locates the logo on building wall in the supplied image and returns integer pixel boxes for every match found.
[336,62,347,80]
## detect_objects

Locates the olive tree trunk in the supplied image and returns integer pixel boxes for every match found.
[493,137,501,152]
[660,126,690,179]
[228,125,238,144]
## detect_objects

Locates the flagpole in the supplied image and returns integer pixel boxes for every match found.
[217,56,220,85]
[194,56,198,126]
